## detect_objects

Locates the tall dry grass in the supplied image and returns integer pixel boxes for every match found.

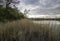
[0,19,60,41]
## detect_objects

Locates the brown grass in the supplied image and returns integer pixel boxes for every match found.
[0,19,60,41]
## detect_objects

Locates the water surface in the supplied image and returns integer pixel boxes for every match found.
[32,20,60,30]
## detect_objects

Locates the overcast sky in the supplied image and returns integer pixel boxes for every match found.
[17,0,60,15]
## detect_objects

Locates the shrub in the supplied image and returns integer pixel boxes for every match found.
[0,7,25,22]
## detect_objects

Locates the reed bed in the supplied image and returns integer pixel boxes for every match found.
[0,19,60,41]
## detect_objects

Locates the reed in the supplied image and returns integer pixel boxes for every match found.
[0,19,59,41]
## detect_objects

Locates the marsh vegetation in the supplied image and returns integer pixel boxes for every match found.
[0,19,60,41]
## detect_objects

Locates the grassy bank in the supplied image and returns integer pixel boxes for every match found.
[0,19,60,41]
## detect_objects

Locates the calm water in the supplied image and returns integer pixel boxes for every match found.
[32,20,60,30]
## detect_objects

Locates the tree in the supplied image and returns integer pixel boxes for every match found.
[0,0,25,22]
[6,0,20,8]
[24,9,30,18]
[0,0,20,8]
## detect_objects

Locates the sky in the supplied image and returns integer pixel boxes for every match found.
[17,0,60,17]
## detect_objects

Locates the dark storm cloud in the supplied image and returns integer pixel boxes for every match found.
[33,6,60,15]
[40,0,60,8]
[18,0,60,15]
[23,0,40,5]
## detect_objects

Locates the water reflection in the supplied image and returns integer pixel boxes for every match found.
[33,20,60,30]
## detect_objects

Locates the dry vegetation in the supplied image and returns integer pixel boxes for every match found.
[0,19,60,41]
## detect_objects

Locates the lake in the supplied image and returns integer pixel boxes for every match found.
[32,20,60,30]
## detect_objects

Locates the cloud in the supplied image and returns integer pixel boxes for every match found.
[23,0,40,5]
[17,0,60,15]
